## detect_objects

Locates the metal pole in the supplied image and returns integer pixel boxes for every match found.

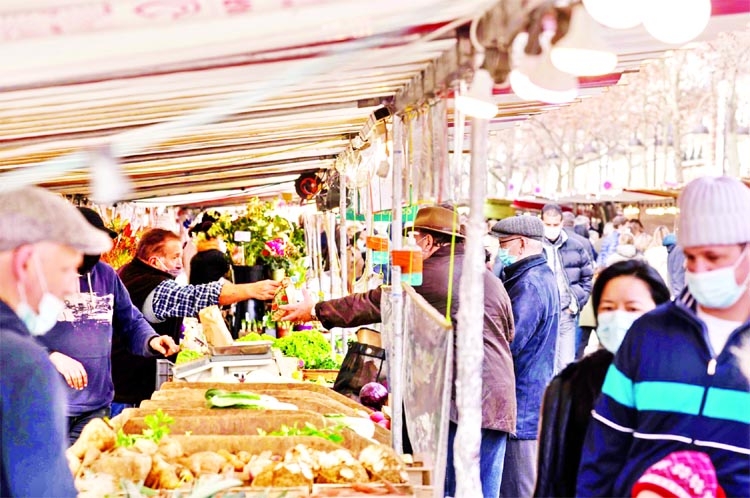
[454,116,488,498]
[390,114,404,454]
[340,170,348,294]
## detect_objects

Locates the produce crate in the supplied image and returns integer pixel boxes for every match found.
[122,411,328,436]
[302,369,340,383]
[172,434,354,455]
[311,483,414,496]
[159,381,367,413]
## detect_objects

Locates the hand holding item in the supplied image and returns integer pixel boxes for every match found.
[278,288,316,323]
[249,280,282,300]
[49,352,88,390]
[149,335,180,356]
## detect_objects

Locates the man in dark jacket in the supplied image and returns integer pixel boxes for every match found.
[279,206,516,498]
[39,208,179,444]
[491,216,559,498]
[541,204,594,373]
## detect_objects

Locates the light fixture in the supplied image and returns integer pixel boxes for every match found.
[89,146,132,204]
[455,69,498,120]
[550,5,618,76]
[642,0,711,45]
[510,48,578,104]
[582,0,645,30]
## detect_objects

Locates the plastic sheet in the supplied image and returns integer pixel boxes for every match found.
[382,284,452,498]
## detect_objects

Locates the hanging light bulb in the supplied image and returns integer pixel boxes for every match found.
[642,0,711,45]
[510,46,578,104]
[582,0,645,30]
[455,68,498,120]
[550,5,618,76]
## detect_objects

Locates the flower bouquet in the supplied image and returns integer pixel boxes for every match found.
[101,216,142,270]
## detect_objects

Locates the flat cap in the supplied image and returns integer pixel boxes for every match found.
[0,186,113,254]
[490,215,544,241]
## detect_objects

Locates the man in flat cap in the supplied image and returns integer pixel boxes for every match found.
[491,215,559,498]
[0,187,113,497]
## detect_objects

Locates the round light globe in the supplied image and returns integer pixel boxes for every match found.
[642,0,711,45]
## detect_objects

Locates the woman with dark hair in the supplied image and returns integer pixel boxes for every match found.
[534,260,670,497]
[188,214,230,285]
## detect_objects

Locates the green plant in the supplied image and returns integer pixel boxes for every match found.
[257,422,346,444]
[115,409,174,448]
[273,331,339,369]
[207,198,306,269]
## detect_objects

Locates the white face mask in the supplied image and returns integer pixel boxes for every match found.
[596,310,641,353]
[686,247,750,309]
[156,257,182,278]
[544,226,562,241]
[16,254,65,336]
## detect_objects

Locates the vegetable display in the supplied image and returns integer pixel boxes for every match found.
[359,382,388,411]
[273,331,339,370]
[205,389,298,410]
[174,350,206,365]
[257,422,346,444]
[236,332,276,343]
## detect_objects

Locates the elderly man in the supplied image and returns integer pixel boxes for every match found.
[279,206,516,498]
[491,215,559,498]
[578,176,750,497]
[38,208,179,444]
[0,187,113,497]
[111,228,280,413]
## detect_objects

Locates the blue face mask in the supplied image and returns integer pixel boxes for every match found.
[16,254,65,336]
[496,248,517,266]
[596,310,641,353]
[686,248,749,309]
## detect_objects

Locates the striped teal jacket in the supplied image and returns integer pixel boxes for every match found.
[576,292,750,497]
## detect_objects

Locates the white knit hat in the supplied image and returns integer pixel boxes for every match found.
[678,176,750,248]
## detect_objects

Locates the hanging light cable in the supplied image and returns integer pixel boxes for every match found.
[455,15,499,120]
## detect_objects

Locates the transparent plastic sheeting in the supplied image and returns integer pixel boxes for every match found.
[382,284,453,498]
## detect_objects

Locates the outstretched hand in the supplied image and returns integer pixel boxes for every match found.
[278,288,316,323]
[250,280,282,300]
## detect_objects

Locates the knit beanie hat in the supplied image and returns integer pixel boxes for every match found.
[678,176,750,248]
[631,451,725,498]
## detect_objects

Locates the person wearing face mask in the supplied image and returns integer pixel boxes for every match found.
[37,208,179,445]
[278,206,516,498]
[489,216,559,498]
[534,259,669,497]
[577,176,750,498]
[111,228,281,414]
[0,187,115,497]
[541,204,595,373]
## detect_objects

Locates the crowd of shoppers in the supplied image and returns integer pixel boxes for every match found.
[1,175,748,498]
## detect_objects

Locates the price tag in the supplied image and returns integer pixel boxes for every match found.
[234,231,251,242]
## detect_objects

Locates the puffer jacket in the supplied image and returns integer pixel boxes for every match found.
[545,230,594,310]
[316,244,517,433]
[501,253,559,439]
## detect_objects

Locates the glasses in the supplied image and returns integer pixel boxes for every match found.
[498,237,522,248]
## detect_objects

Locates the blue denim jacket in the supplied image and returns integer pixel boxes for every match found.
[501,253,560,439]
